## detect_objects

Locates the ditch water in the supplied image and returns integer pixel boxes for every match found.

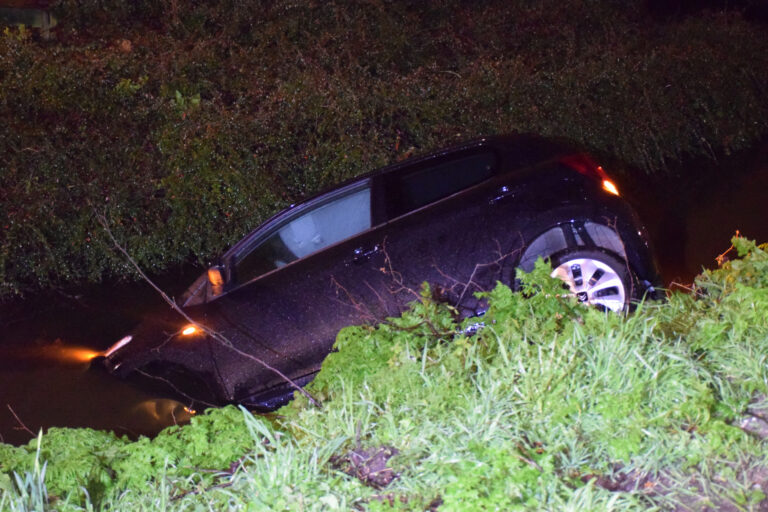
[1,140,767,446]
[0,270,200,446]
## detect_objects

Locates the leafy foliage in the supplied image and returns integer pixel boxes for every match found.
[0,406,252,509]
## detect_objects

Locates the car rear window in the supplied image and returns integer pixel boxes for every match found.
[388,151,497,218]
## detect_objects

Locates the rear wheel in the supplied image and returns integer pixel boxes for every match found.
[549,249,632,312]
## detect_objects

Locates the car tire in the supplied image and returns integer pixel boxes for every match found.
[548,249,634,312]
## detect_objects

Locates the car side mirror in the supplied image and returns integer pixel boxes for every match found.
[207,265,225,296]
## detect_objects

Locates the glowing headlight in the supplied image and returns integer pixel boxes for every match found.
[104,335,133,357]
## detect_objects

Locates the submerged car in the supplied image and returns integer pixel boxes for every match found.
[104,134,661,408]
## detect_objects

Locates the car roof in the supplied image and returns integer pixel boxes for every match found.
[354,132,576,181]
[266,133,575,217]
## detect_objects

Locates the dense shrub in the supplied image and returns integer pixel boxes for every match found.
[1,0,767,297]
[0,406,252,508]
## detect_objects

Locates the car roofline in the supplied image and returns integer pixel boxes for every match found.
[216,132,580,266]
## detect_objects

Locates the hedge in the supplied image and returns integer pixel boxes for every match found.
[1,0,767,298]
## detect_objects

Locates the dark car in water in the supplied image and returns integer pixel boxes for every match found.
[104,134,660,409]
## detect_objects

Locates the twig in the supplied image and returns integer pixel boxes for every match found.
[171,455,250,501]
[7,404,35,436]
[669,281,695,293]
[330,276,378,324]
[715,230,741,267]
[94,211,321,408]
[171,480,234,501]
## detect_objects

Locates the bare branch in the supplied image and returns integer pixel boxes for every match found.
[7,404,35,437]
[134,369,220,409]
[330,276,378,324]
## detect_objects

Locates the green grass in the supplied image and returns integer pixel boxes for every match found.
[2,236,768,510]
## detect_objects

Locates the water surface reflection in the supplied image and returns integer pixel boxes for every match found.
[0,271,198,446]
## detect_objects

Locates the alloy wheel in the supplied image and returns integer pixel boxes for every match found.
[551,257,627,312]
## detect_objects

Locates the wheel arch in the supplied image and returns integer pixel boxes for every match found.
[517,219,628,272]
[509,214,660,302]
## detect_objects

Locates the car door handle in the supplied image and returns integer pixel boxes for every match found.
[489,185,515,205]
[352,244,381,264]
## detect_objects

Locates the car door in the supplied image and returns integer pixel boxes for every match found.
[372,148,522,317]
[187,179,396,402]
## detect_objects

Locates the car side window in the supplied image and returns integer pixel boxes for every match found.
[387,151,497,218]
[233,186,371,284]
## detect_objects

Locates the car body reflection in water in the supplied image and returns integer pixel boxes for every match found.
[130,399,196,429]
[0,339,196,446]
[0,340,196,446]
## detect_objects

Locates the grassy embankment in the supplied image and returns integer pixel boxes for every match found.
[2,0,768,299]
[1,237,768,510]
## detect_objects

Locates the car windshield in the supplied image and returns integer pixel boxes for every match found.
[232,184,372,284]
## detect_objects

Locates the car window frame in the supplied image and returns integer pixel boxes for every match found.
[381,147,500,221]
[222,178,374,289]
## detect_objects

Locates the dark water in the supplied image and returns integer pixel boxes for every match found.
[1,141,767,446]
[627,139,768,286]
[0,270,199,446]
